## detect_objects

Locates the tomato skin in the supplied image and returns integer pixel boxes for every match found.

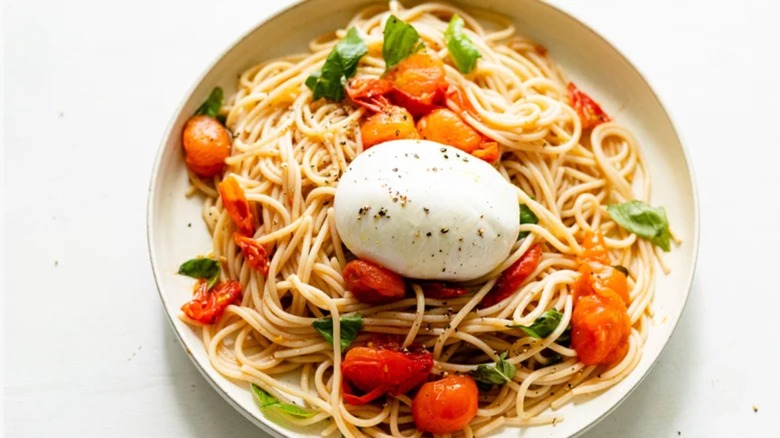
[360,105,420,149]
[218,177,255,236]
[417,108,499,162]
[341,335,433,405]
[181,280,242,325]
[342,260,407,304]
[420,281,469,299]
[472,140,500,163]
[412,375,479,434]
[385,53,448,117]
[480,244,543,308]
[567,82,610,130]
[445,85,480,121]
[182,115,231,177]
[233,233,270,275]
[571,294,630,365]
[346,77,394,113]
[580,229,611,265]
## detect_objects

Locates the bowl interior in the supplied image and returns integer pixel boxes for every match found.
[148,0,698,436]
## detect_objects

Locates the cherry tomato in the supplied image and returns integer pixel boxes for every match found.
[445,85,481,121]
[360,105,420,149]
[217,177,254,236]
[472,140,499,163]
[418,108,482,150]
[480,244,543,308]
[420,281,469,299]
[385,53,448,117]
[567,82,610,130]
[342,259,407,304]
[181,280,242,325]
[341,335,433,405]
[412,375,479,434]
[233,233,270,275]
[571,294,630,365]
[580,229,611,265]
[182,115,232,178]
[346,77,394,113]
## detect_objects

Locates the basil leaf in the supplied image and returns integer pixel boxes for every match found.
[383,15,424,70]
[470,352,517,386]
[508,309,563,339]
[607,200,671,251]
[444,14,481,74]
[556,325,571,346]
[306,27,368,101]
[178,257,220,288]
[251,384,315,418]
[194,87,224,119]
[518,203,539,239]
[613,265,629,277]
[312,314,363,350]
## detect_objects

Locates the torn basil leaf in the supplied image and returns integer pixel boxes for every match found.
[518,203,539,239]
[312,314,363,350]
[508,309,563,339]
[470,352,517,386]
[194,87,224,120]
[383,15,424,70]
[178,257,220,289]
[607,200,671,251]
[306,27,367,101]
[251,384,315,418]
[444,14,481,73]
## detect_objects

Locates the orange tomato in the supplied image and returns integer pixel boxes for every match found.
[233,233,270,275]
[571,294,630,365]
[217,177,255,236]
[342,259,407,304]
[567,82,610,130]
[360,105,420,149]
[412,375,479,434]
[445,85,481,121]
[182,115,232,177]
[417,108,499,162]
[580,229,611,265]
[346,77,394,113]
[181,280,242,325]
[385,53,448,117]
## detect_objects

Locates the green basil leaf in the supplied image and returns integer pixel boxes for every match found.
[613,265,629,277]
[556,325,571,346]
[444,14,481,74]
[306,27,368,101]
[382,15,424,70]
[508,309,563,339]
[470,352,517,386]
[178,257,220,288]
[518,203,539,239]
[194,87,224,119]
[312,314,363,350]
[250,384,315,418]
[607,200,671,251]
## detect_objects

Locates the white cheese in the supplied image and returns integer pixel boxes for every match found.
[334,140,520,281]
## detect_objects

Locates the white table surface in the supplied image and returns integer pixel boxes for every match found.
[4,0,780,436]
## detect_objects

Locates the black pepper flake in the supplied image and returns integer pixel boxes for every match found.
[423,207,430,214]
[392,168,398,172]
[426,232,432,237]
[477,228,485,237]
[340,141,346,145]
[414,154,420,159]
[395,129,400,137]
[374,207,389,219]
[440,148,446,152]
[443,154,449,159]
[440,227,449,234]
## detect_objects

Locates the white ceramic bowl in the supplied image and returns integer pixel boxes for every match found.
[147,1,699,436]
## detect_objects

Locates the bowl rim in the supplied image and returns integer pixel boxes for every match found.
[146,0,700,436]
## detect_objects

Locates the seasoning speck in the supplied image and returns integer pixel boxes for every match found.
[440,227,449,234]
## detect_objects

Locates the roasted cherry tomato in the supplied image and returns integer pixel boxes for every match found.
[360,105,420,149]
[417,108,499,162]
[346,77,394,113]
[480,244,543,308]
[580,229,611,265]
[412,374,479,434]
[567,82,610,130]
[217,177,255,236]
[384,53,448,117]
[341,335,433,405]
[342,259,407,304]
[181,280,242,325]
[571,294,631,365]
[445,85,480,121]
[233,233,270,275]
[420,281,469,299]
[182,115,232,178]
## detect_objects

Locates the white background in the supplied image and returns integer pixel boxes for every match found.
[4,0,780,437]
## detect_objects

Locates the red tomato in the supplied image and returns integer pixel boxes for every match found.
[233,233,270,275]
[385,53,448,117]
[412,375,479,434]
[341,335,433,405]
[420,281,469,299]
[346,77,394,113]
[181,280,242,325]
[217,177,254,236]
[342,259,407,304]
[571,294,631,365]
[567,82,610,130]
[360,105,420,149]
[480,244,543,308]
